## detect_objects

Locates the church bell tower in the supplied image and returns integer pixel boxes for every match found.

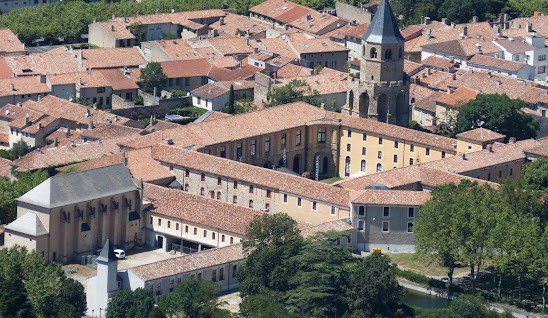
[344,0,410,126]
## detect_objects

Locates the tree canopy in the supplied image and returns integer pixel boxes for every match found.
[0,169,49,224]
[0,246,86,318]
[456,94,538,141]
[237,213,407,317]
[140,62,167,96]
[106,288,164,318]
[265,79,321,107]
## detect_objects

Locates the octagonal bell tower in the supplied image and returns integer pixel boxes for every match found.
[344,0,409,127]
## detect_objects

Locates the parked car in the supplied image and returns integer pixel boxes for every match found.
[113,249,125,259]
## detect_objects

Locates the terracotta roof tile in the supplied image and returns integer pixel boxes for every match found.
[423,139,540,174]
[0,29,25,54]
[289,11,346,35]
[288,32,349,54]
[352,189,431,205]
[436,86,477,108]
[0,57,12,79]
[421,56,455,69]
[456,128,505,143]
[80,123,143,141]
[190,82,229,99]
[0,77,50,97]
[258,38,298,58]
[144,183,263,235]
[275,67,348,95]
[275,63,312,78]
[56,154,124,174]
[160,58,212,78]
[96,21,135,40]
[155,39,198,60]
[468,54,528,72]
[343,23,370,39]
[22,115,59,134]
[493,37,535,54]
[80,47,146,69]
[152,143,351,206]
[98,68,140,90]
[208,37,254,56]
[5,52,83,76]
[47,70,111,88]
[207,64,261,81]
[210,13,272,37]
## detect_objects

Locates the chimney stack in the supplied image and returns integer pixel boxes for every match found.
[442,18,448,25]
[526,22,533,32]
[462,26,468,36]
[472,16,478,23]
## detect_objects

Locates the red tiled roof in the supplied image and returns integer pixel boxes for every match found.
[436,86,477,108]
[80,47,146,69]
[0,29,25,53]
[99,69,140,91]
[207,64,261,81]
[160,58,212,78]
[352,189,431,206]
[456,128,505,143]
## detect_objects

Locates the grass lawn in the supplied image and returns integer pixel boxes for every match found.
[385,253,469,278]
[320,177,343,184]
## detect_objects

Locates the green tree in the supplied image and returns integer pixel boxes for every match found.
[456,94,539,141]
[265,79,321,107]
[285,231,357,317]
[0,169,49,224]
[140,62,167,96]
[522,158,548,196]
[346,253,404,317]
[75,97,93,107]
[106,288,164,318]
[227,84,235,114]
[158,280,230,318]
[11,140,31,160]
[0,246,86,318]
[237,213,303,301]
[239,295,294,318]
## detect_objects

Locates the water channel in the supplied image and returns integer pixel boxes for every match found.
[402,288,451,309]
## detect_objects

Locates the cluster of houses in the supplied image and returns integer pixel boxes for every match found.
[0,0,547,315]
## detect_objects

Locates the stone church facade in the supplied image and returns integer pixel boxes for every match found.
[343,0,410,127]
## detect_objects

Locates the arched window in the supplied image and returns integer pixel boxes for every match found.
[385,49,392,60]
[360,160,366,172]
[345,156,351,177]
[376,163,382,172]
[370,47,377,59]
[399,47,403,58]
[322,156,329,174]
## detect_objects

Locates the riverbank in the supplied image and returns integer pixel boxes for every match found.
[399,280,548,318]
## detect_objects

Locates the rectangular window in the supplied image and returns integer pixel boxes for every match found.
[281,134,286,147]
[217,177,222,185]
[185,169,190,177]
[426,147,430,156]
[249,200,254,208]
[382,221,389,232]
[362,147,366,156]
[236,143,243,160]
[97,87,105,93]
[203,230,207,238]
[347,129,352,137]
[441,151,446,158]
[407,222,414,233]
[266,189,271,198]
[217,191,221,200]
[358,206,365,216]
[393,155,398,163]
[331,206,336,215]
[377,151,382,159]
[250,140,256,156]
[363,133,367,141]
[378,137,383,145]
[409,158,414,165]
[185,225,189,233]
[283,194,288,203]
[194,228,197,235]
[150,216,153,224]
[394,140,399,148]
[538,66,546,74]
[220,146,226,158]
[221,234,225,242]
[358,220,365,231]
[210,191,215,199]
[383,207,390,217]
[265,137,271,152]
[201,173,205,181]
[197,273,202,280]
[410,144,415,152]
[347,144,351,152]
[219,268,224,281]
[408,207,415,218]
[296,130,301,146]
[539,54,547,61]
[233,181,238,189]
[297,197,302,207]
[167,221,171,228]
[158,218,162,226]
[312,201,317,210]
[249,185,254,193]
[233,196,238,204]
[318,128,326,143]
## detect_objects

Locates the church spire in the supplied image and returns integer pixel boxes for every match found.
[361,0,404,44]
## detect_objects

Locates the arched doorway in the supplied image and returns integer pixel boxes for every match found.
[359,92,369,118]
[377,94,388,123]
[345,156,351,177]
[322,156,329,175]
[348,90,354,114]
[376,163,383,172]
[293,155,301,174]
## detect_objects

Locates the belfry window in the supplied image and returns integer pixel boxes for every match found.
[385,49,392,60]
[370,48,377,59]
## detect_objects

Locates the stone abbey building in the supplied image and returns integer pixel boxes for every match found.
[344,0,410,127]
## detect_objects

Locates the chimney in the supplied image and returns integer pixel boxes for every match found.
[85,108,91,117]
[451,73,457,80]
[487,71,492,78]
[534,11,539,17]
[509,137,516,144]
[66,128,70,137]
[488,144,493,152]
[78,50,83,66]
[424,28,432,39]
[462,26,468,36]
[526,22,533,32]
[38,122,42,129]
[496,79,501,86]
[423,17,431,25]
[427,68,432,75]
[451,22,456,29]
[306,14,312,21]
[475,43,482,52]
[472,16,478,23]
[111,25,115,32]
[88,122,94,129]
[461,153,467,160]
[123,150,128,166]
[220,16,225,25]
[10,83,15,91]
[112,14,116,19]
[442,18,448,25]
[24,113,29,126]
[37,94,41,102]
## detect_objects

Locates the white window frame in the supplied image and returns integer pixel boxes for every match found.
[382,221,389,233]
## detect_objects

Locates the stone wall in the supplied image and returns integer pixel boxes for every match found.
[335,2,373,24]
